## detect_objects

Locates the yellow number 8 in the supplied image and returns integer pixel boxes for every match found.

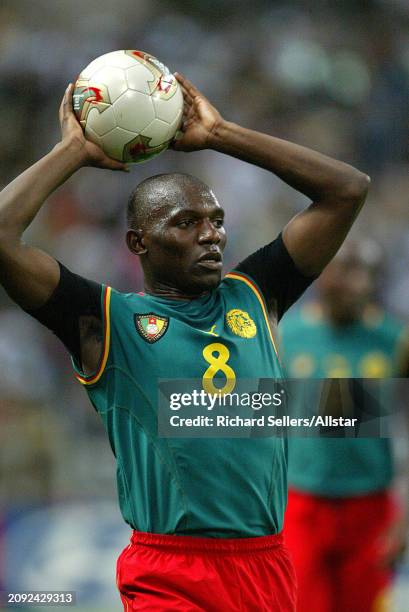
[202,342,236,394]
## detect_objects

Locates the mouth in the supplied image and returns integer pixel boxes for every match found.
[197,251,223,270]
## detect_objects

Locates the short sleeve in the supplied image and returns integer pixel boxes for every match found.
[235,233,316,321]
[24,262,103,362]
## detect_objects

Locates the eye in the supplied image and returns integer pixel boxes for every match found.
[213,218,224,228]
[177,219,194,228]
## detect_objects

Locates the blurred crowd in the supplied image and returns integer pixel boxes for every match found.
[0,0,409,509]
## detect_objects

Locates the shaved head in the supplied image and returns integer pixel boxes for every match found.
[127,173,215,229]
[125,172,226,297]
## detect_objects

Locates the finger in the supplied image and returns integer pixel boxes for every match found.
[60,84,74,125]
[182,105,192,124]
[175,72,201,99]
[180,85,193,106]
[59,84,71,123]
[179,87,193,109]
[175,72,192,90]
[183,97,194,115]
[183,118,195,130]
[103,157,130,172]
[182,93,193,109]
[108,161,130,172]
[63,83,74,116]
[181,116,193,133]
[183,109,195,128]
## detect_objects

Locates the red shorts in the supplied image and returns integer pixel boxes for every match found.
[116,530,296,611]
[285,488,397,612]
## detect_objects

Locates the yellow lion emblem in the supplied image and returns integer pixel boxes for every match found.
[226,309,257,338]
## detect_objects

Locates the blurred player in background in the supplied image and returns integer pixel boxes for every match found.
[0,73,369,611]
[281,241,409,612]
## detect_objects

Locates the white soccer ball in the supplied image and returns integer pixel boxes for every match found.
[73,50,183,164]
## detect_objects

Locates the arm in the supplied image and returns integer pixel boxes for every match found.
[0,84,127,309]
[173,74,370,277]
[0,84,126,369]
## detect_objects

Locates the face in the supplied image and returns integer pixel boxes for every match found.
[131,182,227,295]
[318,256,375,323]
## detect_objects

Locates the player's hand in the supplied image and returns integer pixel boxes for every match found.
[171,73,223,152]
[58,84,128,171]
[377,511,407,568]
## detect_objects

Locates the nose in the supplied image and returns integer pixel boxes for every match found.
[198,219,221,244]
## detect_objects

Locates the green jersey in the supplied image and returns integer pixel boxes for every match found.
[73,271,286,537]
[280,302,407,497]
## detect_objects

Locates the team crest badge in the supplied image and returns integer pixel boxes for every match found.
[134,313,169,343]
[226,309,257,338]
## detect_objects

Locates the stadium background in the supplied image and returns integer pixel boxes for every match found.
[0,0,408,609]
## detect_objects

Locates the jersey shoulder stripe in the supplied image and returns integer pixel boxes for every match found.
[73,285,112,386]
[225,271,278,355]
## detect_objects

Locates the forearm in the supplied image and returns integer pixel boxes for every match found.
[0,139,86,242]
[209,120,368,201]
[175,73,369,277]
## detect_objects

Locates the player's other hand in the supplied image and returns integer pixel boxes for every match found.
[377,508,407,569]
[58,84,128,171]
[171,73,223,152]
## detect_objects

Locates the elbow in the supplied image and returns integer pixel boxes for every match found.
[352,170,371,200]
[338,170,371,206]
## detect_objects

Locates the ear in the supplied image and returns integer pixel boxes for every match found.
[126,229,147,256]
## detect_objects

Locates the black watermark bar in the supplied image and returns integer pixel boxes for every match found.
[158,378,409,438]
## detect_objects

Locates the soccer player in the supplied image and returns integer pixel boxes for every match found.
[0,74,369,610]
[281,242,409,612]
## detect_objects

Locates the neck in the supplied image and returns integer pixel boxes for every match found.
[143,278,209,301]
